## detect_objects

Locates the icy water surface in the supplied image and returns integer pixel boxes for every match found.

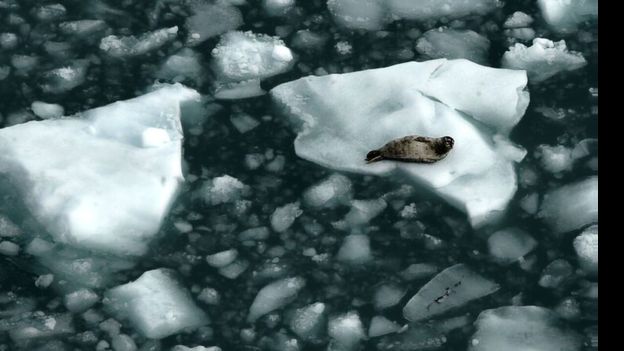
[0,0,597,350]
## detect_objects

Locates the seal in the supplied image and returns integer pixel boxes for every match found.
[365,135,454,164]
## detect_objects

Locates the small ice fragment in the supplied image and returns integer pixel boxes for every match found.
[271,202,303,232]
[573,225,598,276]
[337,234,372,265]
[368,316,401,337]
[31,101,65,119]
[247,277,306,322]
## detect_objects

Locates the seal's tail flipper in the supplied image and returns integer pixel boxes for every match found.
[365,150,383,163]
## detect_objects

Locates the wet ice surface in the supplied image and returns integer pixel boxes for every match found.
[0,1,597,351]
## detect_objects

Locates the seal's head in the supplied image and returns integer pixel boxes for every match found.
[442,136,454,150]
[434,136,454,155]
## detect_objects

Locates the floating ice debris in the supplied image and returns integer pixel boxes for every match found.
[302,174,352,209]
[63,289,99,313]
[373,283,406,310]
[271,59,529,227]
[230,113,260,133]
[264,0,295,16]
[573,225,598,276]
[172,346,222,351]
[327,0,387,30]
[337,234,372,265]
[271,202,303,232]
[538,0,598,33]
[201,175,249,206]
[247,277,306,322]
[0,215,21,237]
[328,311,366,351]
[505,28,537,42]
[32,3,66,22]
[3,313,75,348]
[212,31,295,99]
[100,26,178,58]
[368,316,400,338]
[536,144,575,174]
[340,199,387,227]
[539,259,573,288]
[469,306,582,351]
[40,59,89,94]
[487,228,537,265]
[35,274,54,288]
[206,249,239,268]
[291,30,328,52]
[59,20,109,39]
[0,32,18,50]
[403,264,499,322]
[400,263,439,281]
[0,83,200,256]
[218,259,249,279]
[157,48,205,85]
[111,334,137,351]
[502,38,587,83]
[416,28,491,65]
[104,268,209,339]
[0,241,19,256]
[538,176,598,234]
[185,1,243,46]
[197,287,221,306]
[288,302,326,341]
[376,324,446,350]
[504,11,534,28]
[30,102,64,119]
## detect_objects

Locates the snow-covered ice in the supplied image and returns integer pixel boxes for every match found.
[201,175,249,206]
[100,26,179,58]
[328,311,366,351]
[573,224,598,276]
[0,83,200,256]
[104,268,209,339]
[538,176,598,234]
[403,264,499,322]
[502,38,587,83]
[288,302,326,341]
[469,306,582,351]
[271,59,529,227]
[504,11,534,28]
[247,277,306,322]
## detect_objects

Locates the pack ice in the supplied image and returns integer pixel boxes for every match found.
[0,83,201,256]
[270,59,529,227]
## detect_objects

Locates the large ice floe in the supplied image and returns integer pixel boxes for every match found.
[271,59,529,227]
[0,83,200,256]
[468,306,582,351]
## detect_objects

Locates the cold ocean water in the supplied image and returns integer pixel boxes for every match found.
[0,0,597,350]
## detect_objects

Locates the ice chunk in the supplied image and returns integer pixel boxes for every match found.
[302,174,352,208]
[573,225,598,276]
[111,334,137,351]
[33,4,66,22]
[59,20,109,39]
[373,283,406,310]
[64,289,99,313]
[206,249,238,268]
[487,228,537,264]
[157,48,205,85]
[538,0,598,33]
[271,202,303,232]
[0,84,200,257]
[368,316,400,337]
[504,11,534,28]
[377,324,446,350]
[218,259,249,279]
[264,0,295,16]
[505,28,536,42]
[288,302,326,341]
[416,28,490,65]
[100,26,178,58]
[327,0,387,30]
[3,313,75,347]
[201,175,249,205]
[536,144,575,174]
[0,216,20,237]
[197,287,221,305]
[0,241,19,256]
[403,264,499,322]
[538,176,598,234]
[341,199,387,227]
[185,2,243,45]
[328,312,366,351]
[230,113,260,133]
[538,259,573,288]
[337,234,372,264]
[40,60,89,94]
[387,0,501,22]
[31,101,64,119]
[104,268,209,339]
[247,277,306,322]
[35,274,54,288]
[469,306,582,351]
[212,31,294,99]
[502,38,587,83]
[271,59,529,227]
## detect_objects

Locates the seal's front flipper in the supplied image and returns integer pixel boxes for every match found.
[365,150,383,163]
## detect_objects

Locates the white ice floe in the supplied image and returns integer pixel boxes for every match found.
[100,26,178,58]
[264,0,295,16]
[63,288,99,313]
[270,59,529,227]
[40,59,89,94]
[328,311,366,351]
[538,176,597,234]
[201,175,249,206]
[373,283,406,310]
[403,264,499,322]
[504,11,534,28]
[502,38,587,83]
[212,31,295,99]
[327,0,387,30]
[0,83,201,256]
[31,101,64,119]
[536,144,575,174]
[573,224,597,276]
[416,28,490,65]
[537,0,598,33]
[302,174,352,209]
[487,228,537,264]
[157,48,205,85]
[247,277,306,322]
[271,202,303,232]
[368,316,401,338]
[469,306,582,351]
[289,302,327,341]
[104,268,209,339]
[185,1,243,45]
[337,234,372,264]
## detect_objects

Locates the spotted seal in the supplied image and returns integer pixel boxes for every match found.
[365,135,454,164]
